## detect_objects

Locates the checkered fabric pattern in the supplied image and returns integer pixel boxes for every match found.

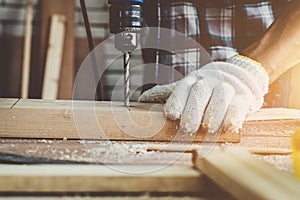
[142,0,292,107]
[159,2,201,75]
[143,0,291,72]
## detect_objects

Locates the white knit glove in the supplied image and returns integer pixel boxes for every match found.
[139,55,269,134]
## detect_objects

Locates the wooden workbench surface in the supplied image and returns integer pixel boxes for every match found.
[0,98,299,172]
[0,138,293,174]
[0,98,299,199]
[1,98,300,143]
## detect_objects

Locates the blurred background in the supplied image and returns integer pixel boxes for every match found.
[0,0,144,101]
[0,0,300,108]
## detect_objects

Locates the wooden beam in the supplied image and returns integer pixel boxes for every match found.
[21,0,33,99]
[0,164,224,194]
[289,63,300,109]
[42,15,66,99]
[0,98,242,142]
[0,99,18,109]
[246,107,300,121]
[32,0,74,99]
[0,99,300,142]
[193,146,300,200]
[146,144,292,155]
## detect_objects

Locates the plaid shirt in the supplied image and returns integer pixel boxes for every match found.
[142,0,292,107]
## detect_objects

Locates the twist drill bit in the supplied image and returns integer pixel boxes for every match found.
[108,0,143,105]
[124,52,130,108]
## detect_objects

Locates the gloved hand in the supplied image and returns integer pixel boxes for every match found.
[139,55,269,134]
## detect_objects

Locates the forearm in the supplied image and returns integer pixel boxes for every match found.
[242,1,300,84]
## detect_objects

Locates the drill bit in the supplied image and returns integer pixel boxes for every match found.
[124,52,130,108]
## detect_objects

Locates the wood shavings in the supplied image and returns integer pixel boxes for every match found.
[127,144,148,154]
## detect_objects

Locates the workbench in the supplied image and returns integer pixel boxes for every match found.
[0,98,300,199]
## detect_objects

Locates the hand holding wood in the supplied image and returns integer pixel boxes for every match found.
[139,55,269,135]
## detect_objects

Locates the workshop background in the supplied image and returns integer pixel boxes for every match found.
[0,0,300,108]
[1,1,300,199]
[0,0,144,101]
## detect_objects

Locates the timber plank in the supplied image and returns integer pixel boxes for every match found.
[21,0,33,99]
[1,98,300,142]
[0,164,221,193]
[0,139,193,166]
[0,99,240,142]
[42,15,66,99]
[289,63,300,109]
[193,147,300,200]
[246,108,300,121]
[32,0,74,99]
[0,99,18,108]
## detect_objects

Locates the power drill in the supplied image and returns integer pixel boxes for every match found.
[108,0,144,108]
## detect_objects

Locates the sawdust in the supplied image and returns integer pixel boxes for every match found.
[254,154,293,175]
[40,139,53,144]
[9,139,295,168]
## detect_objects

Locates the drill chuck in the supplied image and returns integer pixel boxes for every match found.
[108,0,144,34]
[108,0,144,52]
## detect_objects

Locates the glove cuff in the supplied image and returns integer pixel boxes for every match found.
[227,55,269,95]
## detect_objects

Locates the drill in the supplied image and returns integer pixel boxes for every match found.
[108,0,144,108]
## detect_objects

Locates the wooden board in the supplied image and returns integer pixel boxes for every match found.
[289,63,300,109]
[21,0,33,99]
[42,15,66,99]
[0,137,292,171]
[193,146,300,200]
[0,99,19,109]
[0,164,228,194]
[0,98,241,143]
[1,98,300,142]
[32,0,74,99]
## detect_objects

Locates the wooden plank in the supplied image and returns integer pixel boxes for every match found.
[193,147,300,200]
[1,98,300,142]
[42,15,66,99]
[0,138,291,167]
[0,99,18,108]
[21,0,33,99]
[289,63,300,109]
[0,99,241,142]
[246,108,300,121]
[32,0,74,99]
[146,144,292,155]
[0,139,193,165]
[0,164,223,193]
[0,197,232,200]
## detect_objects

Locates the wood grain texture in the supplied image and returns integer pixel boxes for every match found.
[1,99,300,142]
[0,164,222,193]
[0,98,241,142]
[193,146,300,200]
[42,14,66,99]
